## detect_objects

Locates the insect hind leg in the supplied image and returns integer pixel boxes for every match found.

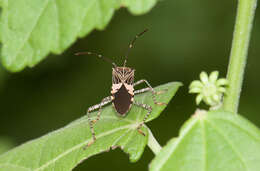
[133,101,152,136]
[85,96,112,149]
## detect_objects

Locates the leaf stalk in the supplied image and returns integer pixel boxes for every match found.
[223,0,258,113]
[147,128,162,155]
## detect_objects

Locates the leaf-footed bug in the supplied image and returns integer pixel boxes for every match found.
[75,29,167,148]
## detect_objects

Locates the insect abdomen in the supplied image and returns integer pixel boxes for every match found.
[112,85,133,115]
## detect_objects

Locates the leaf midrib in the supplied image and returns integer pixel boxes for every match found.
[35,122,139,171]
[0,116,138,170]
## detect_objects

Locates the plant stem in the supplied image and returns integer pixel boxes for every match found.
[223,0,257,113]
[147,128,162,155]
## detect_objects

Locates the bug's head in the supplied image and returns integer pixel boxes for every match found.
[112,67,135,85]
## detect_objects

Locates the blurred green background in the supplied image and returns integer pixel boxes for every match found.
[0,0,260,170]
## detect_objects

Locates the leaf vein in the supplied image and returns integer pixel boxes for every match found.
[77,0,95,35]
[0,163,31,170]
[111,129,132,147]
[36,138,49,168]
[201,120,207,171]
[53,0,60,51]
[35,124,135,171]
[214,117,260,143]
[206,120,248,171]
[12,0,51,63]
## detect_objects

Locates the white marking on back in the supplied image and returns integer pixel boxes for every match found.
[124,83,134,96]
[111,83,123,94]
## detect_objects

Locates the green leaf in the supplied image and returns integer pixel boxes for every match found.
[150,110,260,171]
[0,0,157,72]
[0,137,14,155]
[0,82,182,171]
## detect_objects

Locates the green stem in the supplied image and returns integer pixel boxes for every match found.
[147,129,162,155]
[223,0,257,113]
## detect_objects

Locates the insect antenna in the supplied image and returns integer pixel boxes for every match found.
[75,52,117,68]
[123,29,148,67]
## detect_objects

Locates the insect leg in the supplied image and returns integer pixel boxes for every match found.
[134,87,166,96]
[86,96,112,148]
[134,79,167,105]
[133,101,152,136]
[134,87,150,95]
[94,96,112,124]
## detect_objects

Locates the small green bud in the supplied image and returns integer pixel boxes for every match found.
[189,71,228,108]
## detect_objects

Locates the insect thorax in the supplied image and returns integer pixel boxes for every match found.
[112,67,134,84]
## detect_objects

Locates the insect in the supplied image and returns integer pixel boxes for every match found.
[75,29,166,147]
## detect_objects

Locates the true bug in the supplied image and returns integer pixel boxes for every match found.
[76,29,166,147]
